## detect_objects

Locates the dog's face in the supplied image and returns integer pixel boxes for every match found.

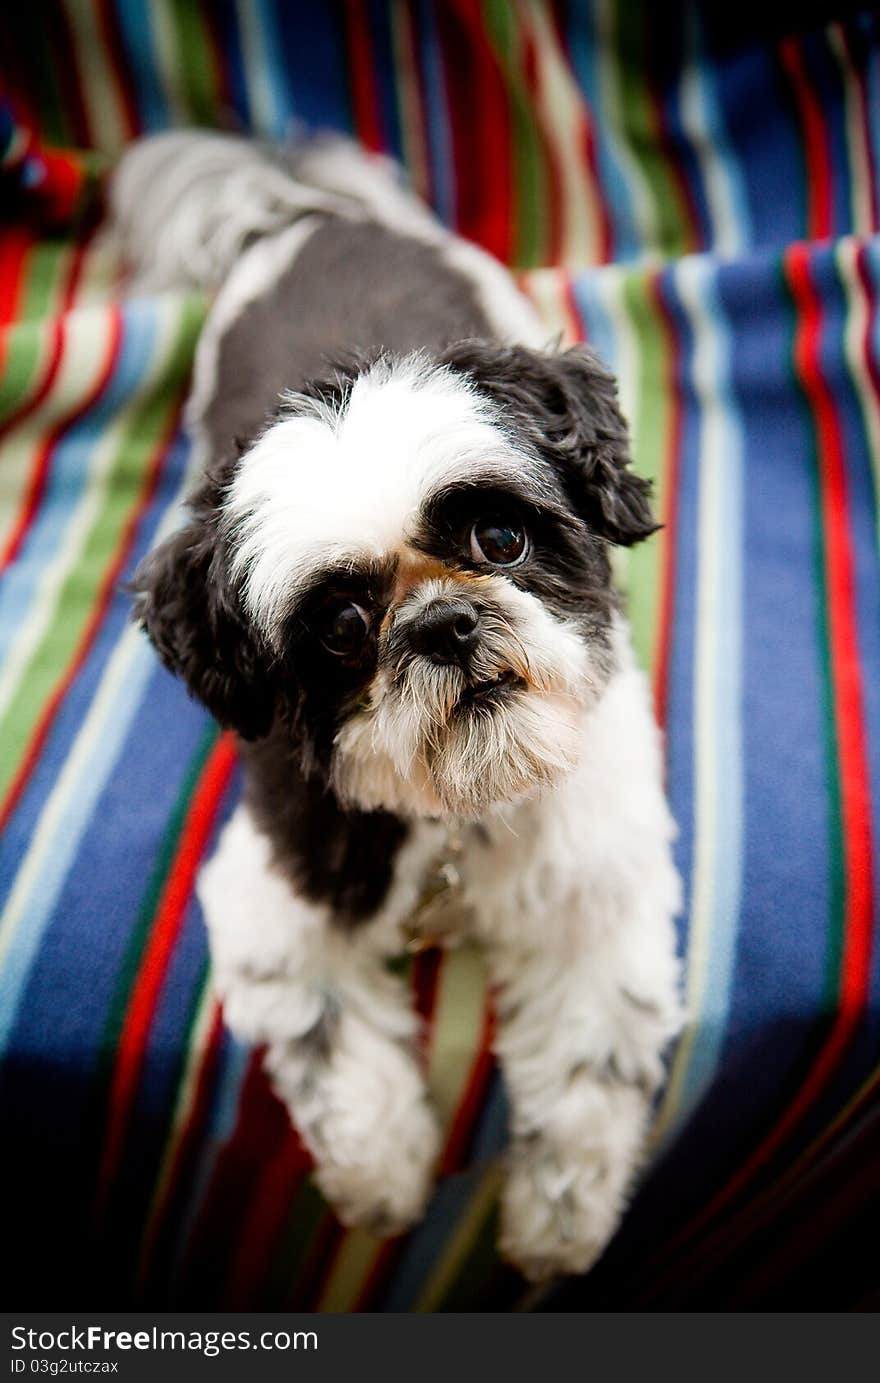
[135,343,656,819]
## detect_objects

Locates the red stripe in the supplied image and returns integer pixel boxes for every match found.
[549,2,614,263]
[202,3,236,118]
[642,13,702,256]
[93,734,238,1219]
[661,242,875,1253]
[413,946,443,1061]
[344,4,385,152]
[0,230,35,338]
[649,272,683,728]
[0,230,95,454]
[787,239,874,1005]
[779,36,834,241]
[580,113,614,264]
[436,0,513,262]
[0,285,118,574]
[854,242,880,413]
[403,0,435,206]
[0,367,187,837]
[222,1129,311,1308]
[564,272,588,344]
[351,1236,401,1313]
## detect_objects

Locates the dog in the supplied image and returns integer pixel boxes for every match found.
[112,130,683,1282]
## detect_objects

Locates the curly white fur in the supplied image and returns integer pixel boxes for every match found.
[199,628,682,1278]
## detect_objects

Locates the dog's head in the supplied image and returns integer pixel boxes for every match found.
[134,343,656,818]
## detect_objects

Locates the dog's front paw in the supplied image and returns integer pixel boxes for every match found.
[499,1136,615,1281]
[266,1022,440,1238]
[499,1081,648,1282]
[313,1088,440,1236]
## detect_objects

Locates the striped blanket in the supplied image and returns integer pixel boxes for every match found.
[1,3,879,1311]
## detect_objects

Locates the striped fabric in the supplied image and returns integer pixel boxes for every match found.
[1,2,879,1310]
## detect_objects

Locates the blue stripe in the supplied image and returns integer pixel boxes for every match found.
[714,45,806,250]
[417,0,455,225]
[274,0,351,134]
[210,0,252,130]
[664,256,744,1138]
[246,0,295,137]
[366,0,404,160]
[112,0,170,132]
[564,0,636,260]
[686,10,752,251]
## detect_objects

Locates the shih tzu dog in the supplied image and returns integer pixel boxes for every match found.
[112,131,682,1282]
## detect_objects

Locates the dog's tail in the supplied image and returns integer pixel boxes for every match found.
[109,128,440,293]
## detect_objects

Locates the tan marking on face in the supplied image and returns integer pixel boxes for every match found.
[390,552,449,603]
[378,549,491,636]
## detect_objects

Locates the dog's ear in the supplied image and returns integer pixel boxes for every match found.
[132,481,276,741]
[441,341,658,547]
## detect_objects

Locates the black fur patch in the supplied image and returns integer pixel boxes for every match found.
[240,729,408,925]
[131,456,277,742]
[437,340,659,548]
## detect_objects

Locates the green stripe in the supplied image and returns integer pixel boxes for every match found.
[272,1186,333,1307]
[169,0,220,126]
[483,0,547,268]
[781,262,845,1007]
[0,243,70,426]
[613,4,690,258]
[618,268,668,673]
[0,295,204,802]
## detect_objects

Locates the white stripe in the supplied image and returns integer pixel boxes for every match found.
[592,0,658,257]
[837,236,880,551]
[828,23,875,238]
[654,255,744,1145]
[678,14,750,256]
[525,0,603,263]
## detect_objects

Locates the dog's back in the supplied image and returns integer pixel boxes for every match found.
[111,130,543,456]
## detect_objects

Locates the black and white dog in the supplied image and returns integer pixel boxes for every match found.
[113,131,682,1282]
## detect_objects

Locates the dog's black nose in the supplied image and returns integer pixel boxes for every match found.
[409,597,480,667]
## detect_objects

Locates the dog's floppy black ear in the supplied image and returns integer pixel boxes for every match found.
[132,485,276,741]
[441,341,658,547]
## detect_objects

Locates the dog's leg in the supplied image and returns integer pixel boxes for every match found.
[198,806,439,1235]
[486,911,681,1282]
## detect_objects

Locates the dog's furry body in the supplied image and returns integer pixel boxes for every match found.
[114,131,682,1281]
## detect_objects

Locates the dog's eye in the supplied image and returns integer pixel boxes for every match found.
[319,600,371,655]
[469,518,529,567]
